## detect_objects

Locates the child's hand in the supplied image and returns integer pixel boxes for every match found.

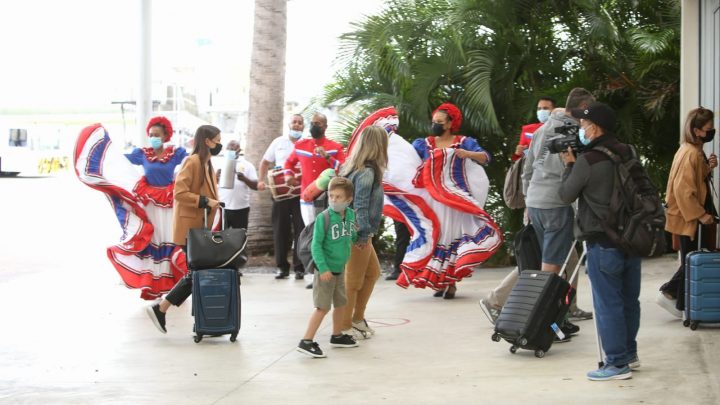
[320,272,333,282]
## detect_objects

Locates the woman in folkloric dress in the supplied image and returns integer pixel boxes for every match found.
[347,105,502,300]
[74,117,188,300]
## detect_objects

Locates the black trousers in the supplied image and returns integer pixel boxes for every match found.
[393,220,410,273]
[272,196,305,273]
[660,227,712,311]
[225,208,250,230]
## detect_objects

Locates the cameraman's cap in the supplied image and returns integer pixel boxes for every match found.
[570,102,617,133]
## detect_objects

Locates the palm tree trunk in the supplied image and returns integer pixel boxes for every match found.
[245,0,287,254]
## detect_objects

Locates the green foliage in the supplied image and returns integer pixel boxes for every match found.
[322,0,680,266]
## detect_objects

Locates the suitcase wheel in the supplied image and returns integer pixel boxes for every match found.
[683,319,690,327]
[230,333,238,342]
[690,322,699,331]
[194,334,203,343]
[517,337,528,347]
[534,350,545,358]
[509,346,518,354]
[491,333,501,342]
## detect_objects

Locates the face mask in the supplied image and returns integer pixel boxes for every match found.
[329,200,350,213]
[149,137,163,149]
[431,123,445,136]
[310,125,324,139]
[579,127,591,146]
[289,130,303,139]
[537,109,551,123]
[702,128,716,143]
[210,143,223,156]
[225,150,237,160]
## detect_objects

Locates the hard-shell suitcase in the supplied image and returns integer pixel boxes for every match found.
[492,241,582,358]
[192,268,241,343]
[683,223,720,330]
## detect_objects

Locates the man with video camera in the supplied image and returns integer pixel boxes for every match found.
[557,102,641,381]
[521,88,596,340]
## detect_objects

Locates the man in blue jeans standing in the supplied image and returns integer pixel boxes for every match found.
[559,102,641,381]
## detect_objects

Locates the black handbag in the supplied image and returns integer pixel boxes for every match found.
[186,206,248,271]
[514,223,542,273]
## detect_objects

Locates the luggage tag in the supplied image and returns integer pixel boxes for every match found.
[551,323,566,340]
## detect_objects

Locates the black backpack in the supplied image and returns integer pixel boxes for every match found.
[296,209,331,274]
[590,145,666,257]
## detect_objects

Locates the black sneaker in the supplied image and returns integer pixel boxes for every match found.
[306,282,313,289]
[297,340,326,358]
[275,270,289,279]
[385,271,400,281]
[330,333,359,348]
[554,335,572,343]
[295,271,305,280]
[145,303,167,334]
[561,321,580,336]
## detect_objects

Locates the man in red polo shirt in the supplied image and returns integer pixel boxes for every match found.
[284,112,346,225]
[511,97,556,161]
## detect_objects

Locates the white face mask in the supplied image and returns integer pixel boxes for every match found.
[329,200,350,213]
[289,130,303,139]
[536,109,551,123]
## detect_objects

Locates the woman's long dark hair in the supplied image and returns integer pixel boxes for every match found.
[191,125,221,185]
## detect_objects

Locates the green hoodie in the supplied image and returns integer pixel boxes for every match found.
[311,208,357,274]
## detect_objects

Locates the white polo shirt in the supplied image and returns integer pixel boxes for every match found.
[219,156,258,210]
[262,135,298,168]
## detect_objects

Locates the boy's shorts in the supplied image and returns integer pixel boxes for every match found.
[313,272,347,310]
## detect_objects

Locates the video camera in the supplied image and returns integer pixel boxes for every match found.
[546,121,582,154]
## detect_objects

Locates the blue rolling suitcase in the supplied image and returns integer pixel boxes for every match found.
[192,268,241,343]
[684,249,720,330]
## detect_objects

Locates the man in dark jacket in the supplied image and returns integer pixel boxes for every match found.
[558,102,641,381]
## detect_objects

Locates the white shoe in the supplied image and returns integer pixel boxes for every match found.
[342,328,367,340]
[352,319,375,337]
[655,291,682,318]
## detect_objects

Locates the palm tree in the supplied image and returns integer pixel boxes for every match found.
[322,0,680,263]
[245,0,288,253]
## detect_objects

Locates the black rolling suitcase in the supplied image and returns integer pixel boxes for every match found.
[492,241,583,358]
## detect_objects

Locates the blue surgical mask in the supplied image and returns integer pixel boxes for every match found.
[149,137,163,149]
[329,200,350,213]
[579,128,591,145]
[225,150,237,160]
[289,130,303,139]
[537,109,551,123]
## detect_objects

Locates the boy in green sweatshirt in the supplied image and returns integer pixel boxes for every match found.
[297,177,359,358]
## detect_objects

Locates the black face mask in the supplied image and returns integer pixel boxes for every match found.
[310,125,324,139]
[210,143,223,156]
[702,128,716,144]
[431,123,445,136]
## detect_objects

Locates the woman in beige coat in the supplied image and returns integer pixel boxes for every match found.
[658,107,717,318]
[146,124,223,333]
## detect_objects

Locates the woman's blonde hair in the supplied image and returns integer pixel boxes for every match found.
[681,107,715,145]
[340,126,389,180]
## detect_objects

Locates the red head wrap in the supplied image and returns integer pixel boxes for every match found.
[146,116,174,141]
[432,103,463,133]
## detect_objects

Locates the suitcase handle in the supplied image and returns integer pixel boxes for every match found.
[203,202,226,230]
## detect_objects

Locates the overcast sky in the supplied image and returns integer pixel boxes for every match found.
[0,0,384,111]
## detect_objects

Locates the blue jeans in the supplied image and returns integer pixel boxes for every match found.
[527,206,575,266]
[586,243,642,367]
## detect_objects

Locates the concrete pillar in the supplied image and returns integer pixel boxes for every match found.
[137,0,152,147]
[680,0,699,133]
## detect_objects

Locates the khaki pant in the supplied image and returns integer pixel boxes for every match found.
[341,241,381,331]
[487,249,580,310]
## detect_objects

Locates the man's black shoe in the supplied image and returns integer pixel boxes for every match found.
[561,321,580,336]
[385,271,400,281]
[295,271,305,280]
[275,270,289,279]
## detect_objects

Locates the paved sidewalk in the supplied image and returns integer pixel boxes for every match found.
[1,176,718,404]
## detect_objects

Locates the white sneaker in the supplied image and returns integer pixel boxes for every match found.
[655,291,682,318]
[342,328,367,340]
[352,319,375,337]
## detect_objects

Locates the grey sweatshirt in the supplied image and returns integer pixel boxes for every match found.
[522,110,578,209]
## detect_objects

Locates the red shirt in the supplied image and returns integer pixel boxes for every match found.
[511,122,544,161]
[284,137,345,192]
